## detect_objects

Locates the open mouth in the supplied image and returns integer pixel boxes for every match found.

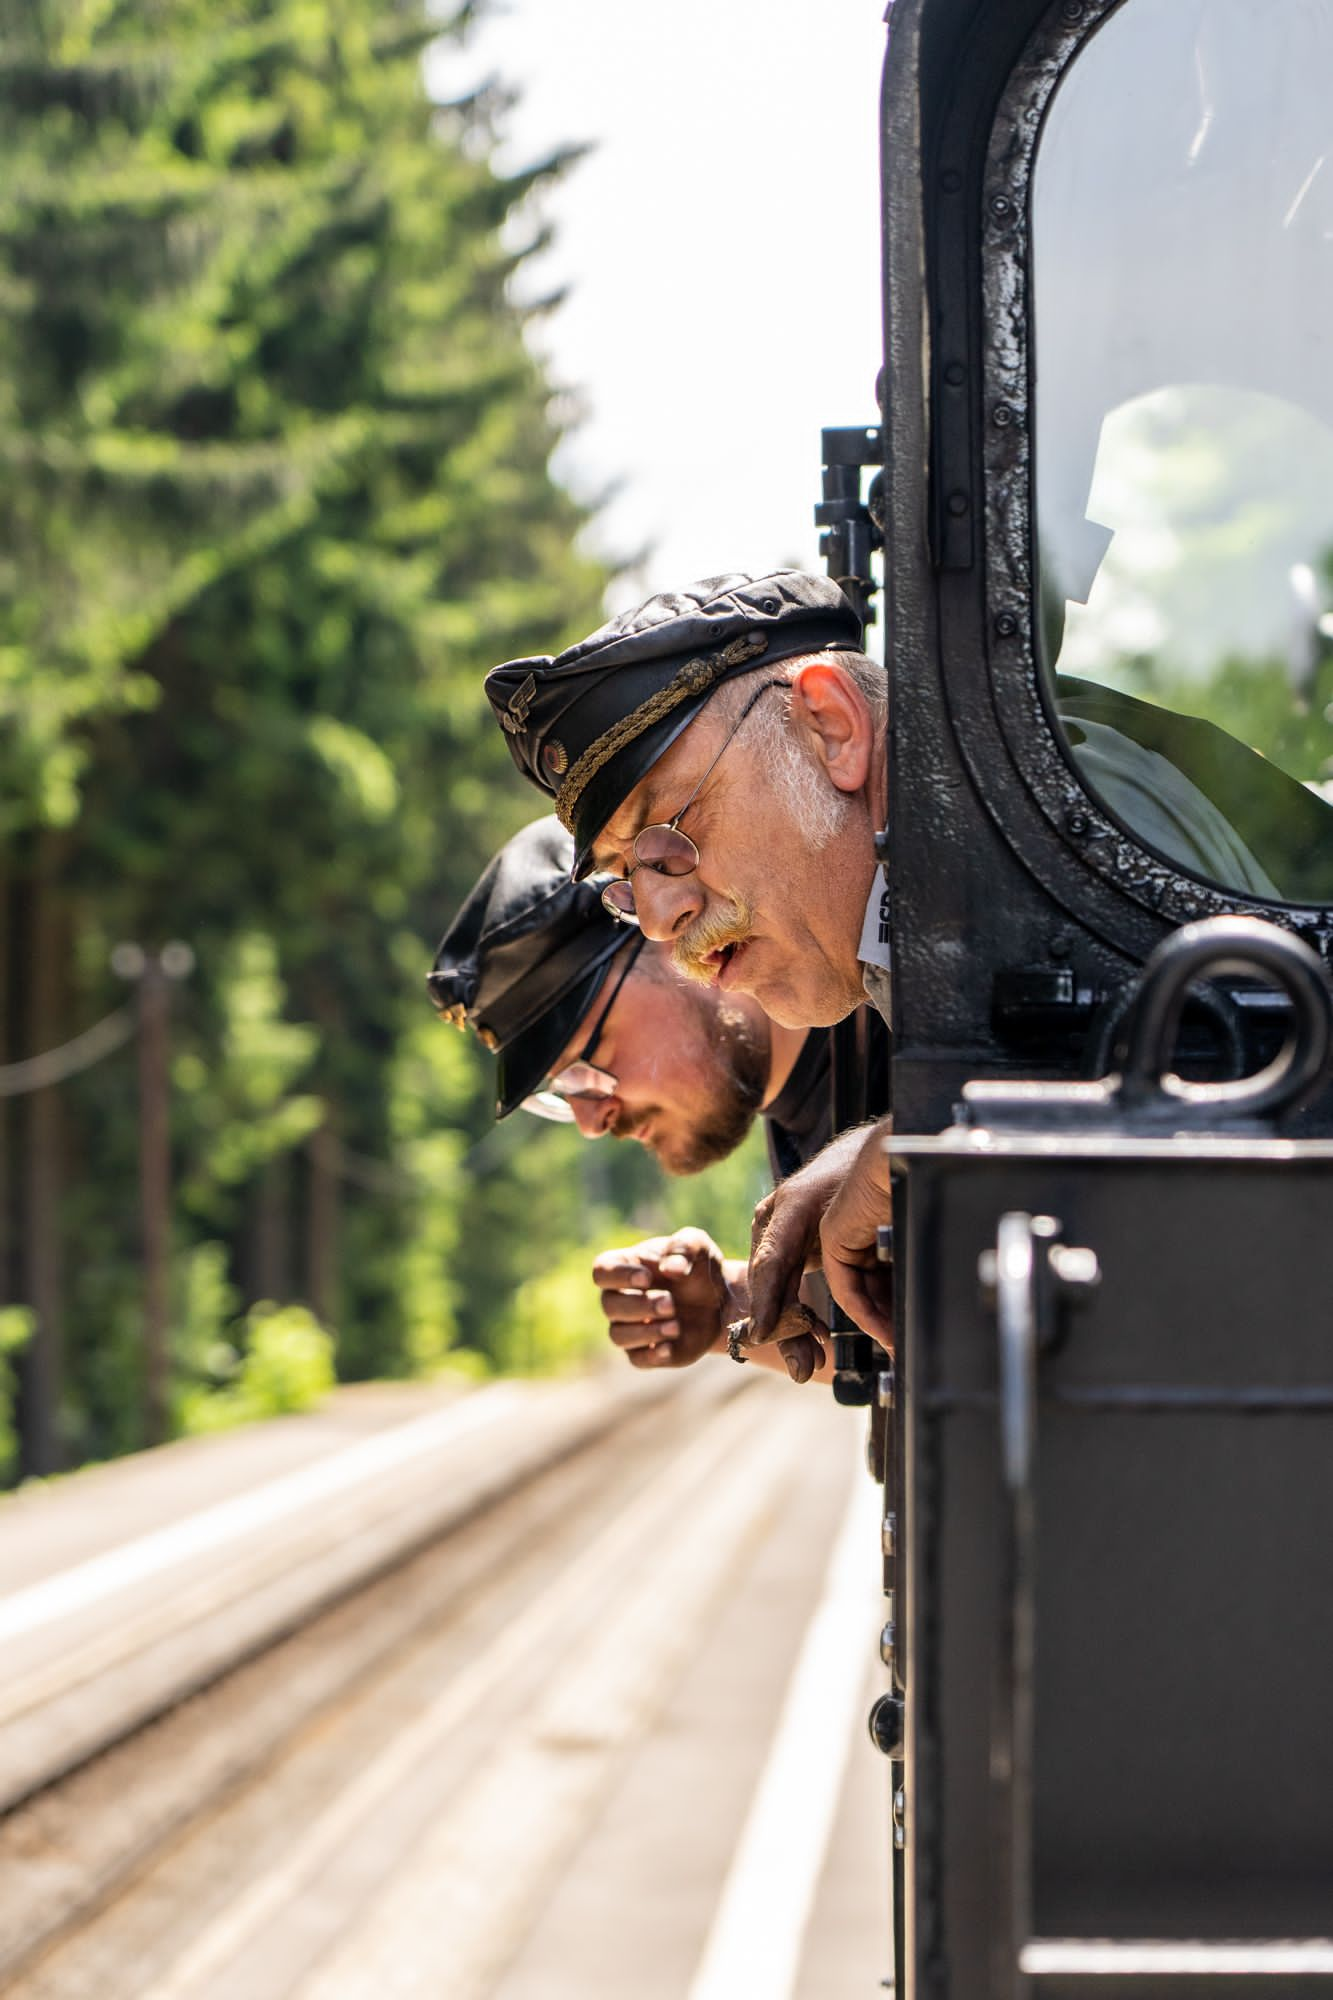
[710,939,746,988]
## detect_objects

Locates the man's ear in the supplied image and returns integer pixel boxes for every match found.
[788,661,873,795]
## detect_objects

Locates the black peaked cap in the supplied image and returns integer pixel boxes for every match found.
[427,816,628,1117]
[484,570,863,877]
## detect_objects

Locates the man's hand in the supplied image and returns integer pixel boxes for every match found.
[818,1117,893,1346]
[745,1119,893,1370]
[743,1125,873,1379]
[592,1229,740,1370]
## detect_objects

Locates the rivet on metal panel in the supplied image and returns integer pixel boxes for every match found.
[994,609,1019,638]
[868,1692,905,1759]
[1049,1243,1101,1298]
[946,491,969,518]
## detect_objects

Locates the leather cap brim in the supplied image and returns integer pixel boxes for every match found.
[493,951,619,1117]
[570,691,714,881]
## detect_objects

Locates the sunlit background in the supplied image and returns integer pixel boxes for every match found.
[0,5,891,1992]
[439,0,886,600]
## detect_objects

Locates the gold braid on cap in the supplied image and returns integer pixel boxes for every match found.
[554,632,769,831]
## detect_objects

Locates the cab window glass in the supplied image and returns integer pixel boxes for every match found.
[1032,0,1333,904]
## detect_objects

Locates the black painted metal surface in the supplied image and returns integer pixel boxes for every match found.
[872,1,1333,1992]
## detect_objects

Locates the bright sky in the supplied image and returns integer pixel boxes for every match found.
[432,1,888,612]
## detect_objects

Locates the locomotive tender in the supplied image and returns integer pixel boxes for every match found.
[849,0,1333,1992]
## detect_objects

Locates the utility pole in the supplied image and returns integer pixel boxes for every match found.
[113,941,193,1447]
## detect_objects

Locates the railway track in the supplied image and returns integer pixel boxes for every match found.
[0,1367,874,2000]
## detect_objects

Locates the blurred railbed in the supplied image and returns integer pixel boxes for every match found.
[0,1365,888,1999]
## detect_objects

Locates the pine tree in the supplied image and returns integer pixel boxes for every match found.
[0,0,609,1467]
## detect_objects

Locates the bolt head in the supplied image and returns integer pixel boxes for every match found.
[868,1692,905,1758]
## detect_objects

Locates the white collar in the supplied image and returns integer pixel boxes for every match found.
[857,873,892,972]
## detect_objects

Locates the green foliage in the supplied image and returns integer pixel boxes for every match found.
[178,1299,335,1434]
[0,0,757,1472]
[1129,647,1333,791]
[493,1240,618,1377]
[660,1124,772,1260]
[0,1308,34,1483]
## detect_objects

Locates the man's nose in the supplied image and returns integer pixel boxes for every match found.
[570,1093,617,1139]
[632,867,702,943]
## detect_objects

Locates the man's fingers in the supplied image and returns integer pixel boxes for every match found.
[748,1213,811,1342]
[611,1315,680,1352]
[591,1240,670,1288]
[776,1331,825,1385]
[627,1336,679,1369]
[749,1191,777,1262]
[826,1259,894,1349]
[597,1286,675,1325]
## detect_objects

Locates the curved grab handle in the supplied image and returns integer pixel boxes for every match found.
[1118,917,1333,1119]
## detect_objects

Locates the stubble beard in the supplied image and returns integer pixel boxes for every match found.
[614,978,769,1176]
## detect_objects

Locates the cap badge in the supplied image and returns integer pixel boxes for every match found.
[543,739,569,778]
[501,672,538,736]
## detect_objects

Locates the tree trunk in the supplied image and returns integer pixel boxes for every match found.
[22,841,64,1475]
[0,858,10,1309]
[138,961,171,1446]
[306,1114,340,1334]
[253,1153,289,1305]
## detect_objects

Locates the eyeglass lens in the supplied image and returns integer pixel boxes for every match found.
[520,1060,618,1125]
[599,826,699,923]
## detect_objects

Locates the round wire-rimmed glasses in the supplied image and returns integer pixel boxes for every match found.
[519,935,644,1126]
[599,678,783,927]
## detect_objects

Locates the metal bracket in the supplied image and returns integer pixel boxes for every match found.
[978,1212,1100,1994]
[816,423,884,632]
[966,916,1333,1135]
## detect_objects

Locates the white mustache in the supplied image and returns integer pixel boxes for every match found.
[672,894,755,984]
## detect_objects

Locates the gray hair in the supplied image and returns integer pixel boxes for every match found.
[707,648,885,849]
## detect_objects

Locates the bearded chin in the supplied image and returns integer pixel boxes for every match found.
[657,1100,758,1175]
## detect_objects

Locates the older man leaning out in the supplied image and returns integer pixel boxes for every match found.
[483,573,898,1363]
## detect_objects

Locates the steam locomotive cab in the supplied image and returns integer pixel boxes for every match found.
[869,1,1333,1991]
